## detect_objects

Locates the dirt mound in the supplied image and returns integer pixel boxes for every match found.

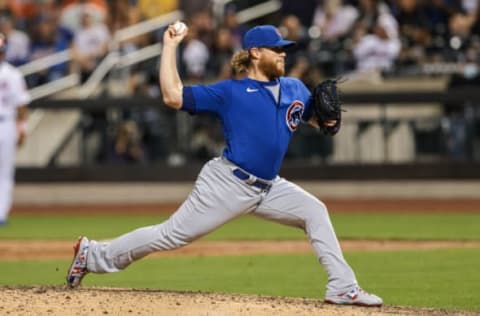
[0,286,474,316]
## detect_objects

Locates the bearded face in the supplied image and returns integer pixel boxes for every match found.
[258,48,285,80]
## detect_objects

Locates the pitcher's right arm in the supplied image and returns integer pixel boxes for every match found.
[159,24,188,110]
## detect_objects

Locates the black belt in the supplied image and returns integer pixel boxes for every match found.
[232,168,272,191]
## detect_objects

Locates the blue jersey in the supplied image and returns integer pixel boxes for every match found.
[182,77,312,180]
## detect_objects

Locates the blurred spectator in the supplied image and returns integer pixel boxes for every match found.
[222,4,248,51]
[107,0,149,95]
[312,0,358,41]
[446,10,476,60]
[352,0,401,73]
[390,0,431,68]
[470,4,480,35]
[280,0,317,27]
[278,15,310,73]
[287,55,310,80]
[421,0,462,59]
[180,24,210,81]
[139,108,172,161]
[7,0,43,29]
[0,11,29,66]
[60,0,107,33]
[310,0,358,75]
[108,0,144,36]
[280,14,309,45]
[138,0,178,19]
[299,58,324,89]
[462,0,478,14]
[105,120,145,164]
[70,11,111,82]
[188,8,215,47]
[179,0,211,19]
[0,3,8,17]
[440,3,480,160]
[171,7,214,82]
[207,27,234,80]
[190,118,224,161]
[27,12,72,86]
[442,70,479,160]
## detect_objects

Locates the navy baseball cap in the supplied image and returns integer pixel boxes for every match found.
[242,25,295,50]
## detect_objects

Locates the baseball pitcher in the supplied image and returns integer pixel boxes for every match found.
[67,23,382,307]
[0,33,30,226]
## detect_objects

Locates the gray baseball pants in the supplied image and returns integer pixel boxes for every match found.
[86,157,357,296]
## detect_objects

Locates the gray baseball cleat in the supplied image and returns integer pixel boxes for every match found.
[324,286,383,307]
[66,236,90,288]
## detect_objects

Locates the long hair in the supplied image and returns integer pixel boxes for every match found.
[230,50,250,76]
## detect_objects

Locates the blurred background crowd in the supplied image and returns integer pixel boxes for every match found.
[3,0,480,83]
[5,0,480,165]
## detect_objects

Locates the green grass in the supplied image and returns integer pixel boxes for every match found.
[1,212,479,311]
[331,213,480,241]
[1,213,480,241]
[0,249,479,311]
[0,215,168,240]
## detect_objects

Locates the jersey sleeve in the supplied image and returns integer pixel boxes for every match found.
[12,70,30,107]
[181,80,230,115]
[296,79,313,122]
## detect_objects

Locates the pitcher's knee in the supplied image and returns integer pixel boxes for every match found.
[303,200,330,226]
[153,219,198,250]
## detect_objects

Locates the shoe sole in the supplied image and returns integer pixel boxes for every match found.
[66,237,88,288]
[324,299,382,307]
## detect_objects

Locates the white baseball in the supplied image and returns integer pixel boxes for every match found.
[172,21,187,35]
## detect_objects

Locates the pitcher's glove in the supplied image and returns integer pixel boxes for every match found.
[311,79,343,135]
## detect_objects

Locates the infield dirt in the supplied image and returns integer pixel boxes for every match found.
[0,286,476,316]
[1,239,479,315]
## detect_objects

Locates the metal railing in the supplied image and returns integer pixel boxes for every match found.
[17,0,281,101]
[18,10,184,101]
[19,50,71,77]
[77,0,282,98]
[237,0,281,23]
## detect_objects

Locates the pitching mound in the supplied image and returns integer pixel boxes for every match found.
[0,286,474,316]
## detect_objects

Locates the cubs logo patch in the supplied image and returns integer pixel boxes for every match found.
[286,101,304,132]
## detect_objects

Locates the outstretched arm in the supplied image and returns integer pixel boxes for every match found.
[16,105,28,147]
[159,23,188,110]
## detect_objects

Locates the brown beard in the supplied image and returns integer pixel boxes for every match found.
[258,56,285,80]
